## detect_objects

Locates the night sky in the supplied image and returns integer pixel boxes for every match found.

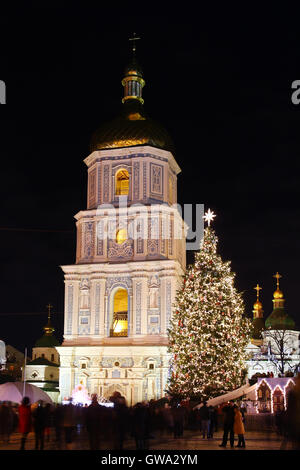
[1,4,299,354]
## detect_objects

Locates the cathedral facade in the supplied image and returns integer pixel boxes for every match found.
[56,54,186,405]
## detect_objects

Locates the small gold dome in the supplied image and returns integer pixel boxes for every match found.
[273,288,284,299]
[253,300,262,309]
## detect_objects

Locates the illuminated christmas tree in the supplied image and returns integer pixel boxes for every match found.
[168,210,252,400]
[71,382,91,405]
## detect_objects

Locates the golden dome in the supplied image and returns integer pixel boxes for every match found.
[90,55,175,153]
[253,284,262,311]
[253,300,262,309]
[90,100,174,153]
[273,288,284,299]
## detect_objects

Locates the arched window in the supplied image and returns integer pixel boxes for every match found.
[116,169,129,196]
[111,288,128,337]
[116,228,127,244]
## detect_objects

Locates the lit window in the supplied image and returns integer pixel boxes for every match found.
[116,169,129,196]
[116,228,127,244]
[111,289,128,337]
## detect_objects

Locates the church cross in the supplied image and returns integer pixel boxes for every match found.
[273,272,282,288]
[254,283,262,300]
[46,303,53,321]
[129,33,141,54]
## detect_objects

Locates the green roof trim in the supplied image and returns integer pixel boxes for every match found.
[34,334,60,348]
[265,307,296,330]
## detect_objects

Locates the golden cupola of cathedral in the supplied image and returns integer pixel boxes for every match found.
[265,272,295,330]
[251,284,265,342]
[34,304,60,348]
[90,37,175,153]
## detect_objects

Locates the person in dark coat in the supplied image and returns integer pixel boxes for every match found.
[62,401,77,450]
[18,396,32,450]
[207,406,217,438]
[199,401,210,439]
[86,394,103,450]
[0,401,16,444]
[53,404,64,449]
[131,403,149,450]
[32,401,47,450]
[172,404,185,438]
[43,403,52,442]
[219,401,235,448]
[110,392,129,450]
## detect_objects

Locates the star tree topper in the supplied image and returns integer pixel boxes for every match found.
[203,208,216,227]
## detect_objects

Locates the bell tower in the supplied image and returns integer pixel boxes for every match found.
[56,40,186,405]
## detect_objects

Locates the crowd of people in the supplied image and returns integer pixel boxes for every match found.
[0,392,242,450]
[0,382,300,450]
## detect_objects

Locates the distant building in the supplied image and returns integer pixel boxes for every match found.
[25,305,60,402]
[255,377,296,413]
[0,344,25,383]
[246,273,300,379]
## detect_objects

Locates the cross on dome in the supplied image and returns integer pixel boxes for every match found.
[273,272,282,288]
[129,32,141,54]
[44,303,55,336]
[254,284,262,300]
[46,303,53,321]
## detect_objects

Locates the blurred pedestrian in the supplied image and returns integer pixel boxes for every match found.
[32,400,47,450]
[161,403,174,436]
[53,404,64,449]
[110,392,129,450]
[86,394,102,450]
[18,396,32,450]
[219,401,235,448]
[199,401,210,439]
[207,406,217,438]
[233,405,246,448]
[0,401,15,444]
[172,404,185,438]
[131,402,149,450]
[44,403,52,442]
[62,401,76,450]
